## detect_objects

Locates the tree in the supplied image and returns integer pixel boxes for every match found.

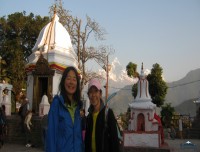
[126,62,138,78]
[0,58,8,82]
[0,12,50,96]
[161,103,175,127]
[120,107,131,130]
[50,1,112,94]
[126,62,139,97]
[147,63,168,107]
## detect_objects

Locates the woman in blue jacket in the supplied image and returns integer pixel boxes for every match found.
[46,66,83,152]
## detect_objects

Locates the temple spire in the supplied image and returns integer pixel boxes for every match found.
[142,62,143,70]
[136,63,151,100]
[54,4,57,15]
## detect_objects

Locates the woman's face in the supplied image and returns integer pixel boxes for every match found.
[88,86,101,107]
[65,70,77,96]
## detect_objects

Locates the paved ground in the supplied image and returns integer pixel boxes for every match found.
[165,139,200,152]
[0,144,44,152]
[0,139,200,152]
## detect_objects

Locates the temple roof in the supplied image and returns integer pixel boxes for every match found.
[32,13,73,53]
[26,11,78,72]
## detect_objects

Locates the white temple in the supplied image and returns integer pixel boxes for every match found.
[123,63,161,148]
[25,10,78,114]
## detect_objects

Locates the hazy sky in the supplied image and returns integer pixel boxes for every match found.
[1,0,200,82]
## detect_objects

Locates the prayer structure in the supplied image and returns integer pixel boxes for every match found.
[124,63,162,148]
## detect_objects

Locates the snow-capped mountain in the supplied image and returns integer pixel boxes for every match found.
[97,57,135,94]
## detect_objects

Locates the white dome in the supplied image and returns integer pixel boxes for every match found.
[27,13,78,69]
[32,14,73,52]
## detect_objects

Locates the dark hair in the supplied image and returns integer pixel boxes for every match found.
[59,66,81,106]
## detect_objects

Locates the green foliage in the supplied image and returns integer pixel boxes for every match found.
[126,62,138,98]
[126,62,139,78]
[0,12,50,95]
[161,103,175,127]
[132,84,137,98]
[147,63,168,107]
[120,108,131,130]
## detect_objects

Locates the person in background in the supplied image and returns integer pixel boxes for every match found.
[19,95,29,133]
[24,110,34,147]
[85,78,119,152]
[46,66,83,152]
[41,114,48,151]
[80,109,86,152]
[0,106,6,148]
[169,124,176,140]
[80,109,86,141]
[154,113,164,144]
[1,105,7,135]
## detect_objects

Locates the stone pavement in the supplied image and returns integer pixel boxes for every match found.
[165,139,200,152]
[0,139,200,152]
[0,144,44,152]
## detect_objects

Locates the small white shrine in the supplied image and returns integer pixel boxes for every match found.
[123,63,161,148]
[25,10,78,114]
[39,94,50,116]
[0,83,13,116]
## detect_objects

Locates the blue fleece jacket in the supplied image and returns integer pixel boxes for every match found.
[46,95,83,152]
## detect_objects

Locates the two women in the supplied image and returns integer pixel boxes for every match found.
[46,66,119,152]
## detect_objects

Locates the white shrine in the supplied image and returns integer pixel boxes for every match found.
[123,63,161,148]
[25,10,78,115]
[0,83,13,116]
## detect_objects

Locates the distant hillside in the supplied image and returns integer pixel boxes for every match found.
[166,68,200,106]
[165,68,200,117]
[108,68,200,117]
[108,85,133,115]
[174,99,197,117]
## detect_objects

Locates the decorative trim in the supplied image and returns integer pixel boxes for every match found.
[32,54,55,76]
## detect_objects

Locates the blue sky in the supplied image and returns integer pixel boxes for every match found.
[1,0,200,82]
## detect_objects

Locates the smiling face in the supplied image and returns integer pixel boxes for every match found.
[64,70,77,98]
[88,86,101,111]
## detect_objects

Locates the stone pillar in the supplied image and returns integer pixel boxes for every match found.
[39,94,50,116]
[179,117,183,139]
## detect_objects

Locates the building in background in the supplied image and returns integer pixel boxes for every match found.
[25,11,78,113]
